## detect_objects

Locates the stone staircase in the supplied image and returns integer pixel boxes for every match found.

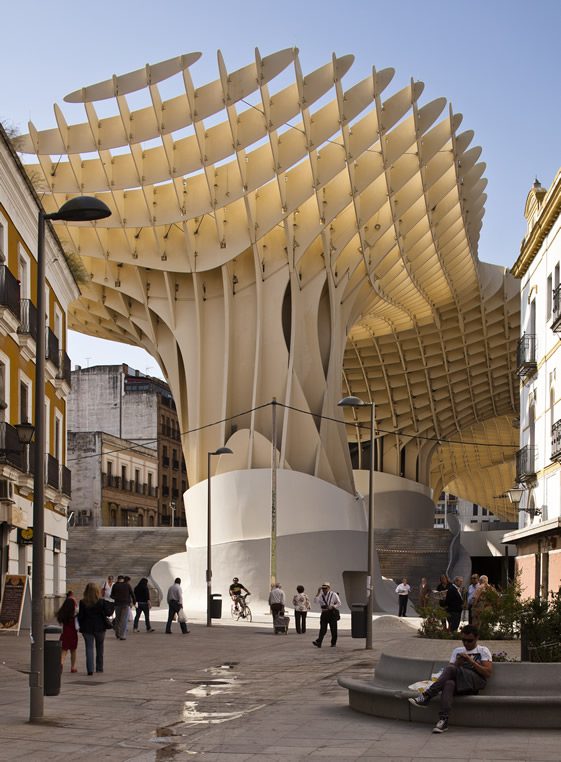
[376,528,452,604]
[66,527,187,603]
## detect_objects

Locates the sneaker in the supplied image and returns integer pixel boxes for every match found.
[432,717,448,734]
[409,693,431,708]
[312,640,321,648]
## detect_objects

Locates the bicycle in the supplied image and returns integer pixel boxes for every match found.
[230,593,252,622]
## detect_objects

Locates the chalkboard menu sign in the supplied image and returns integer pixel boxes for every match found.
[0,575,27,632]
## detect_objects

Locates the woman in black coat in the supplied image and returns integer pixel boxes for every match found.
[77,583,114,675]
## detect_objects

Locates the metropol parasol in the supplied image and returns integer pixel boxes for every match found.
[19,49,519,606]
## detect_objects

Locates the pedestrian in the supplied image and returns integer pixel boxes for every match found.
[100,575,114,600]
[268,582,286,625]
[395,577,411,617]
[133,578,155,632]
[471,575,496,629]
[409,624,493,733]
[467,573,479,624]
[312,582,341,648]
[444,576,464,632]
[77,583,114,675]
[56,595,78,673]
[292,585,311,634]
[166,577,189,634]
[419,577,431,608]
[111,575,136,640]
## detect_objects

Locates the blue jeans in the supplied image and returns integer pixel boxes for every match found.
[82,631,105,673]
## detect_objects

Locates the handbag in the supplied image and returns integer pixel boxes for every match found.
[177,608,187,624]
[104,616,114,630]
[332,609,341,621]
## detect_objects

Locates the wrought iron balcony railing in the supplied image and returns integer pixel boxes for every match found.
[516,445,536,483]
[516,334,537,378]
[0,265,20,320]
[18,298,38,340]
[552,285,561,332]
[552,420,561,461]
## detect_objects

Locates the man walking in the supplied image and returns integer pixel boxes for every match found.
[395,577,411,617]
[444,576,464,632]
[111,575,136,640]
[166,577,189,634]
[312,582,341,648]
[409,624,492,733]
[467,573,479,624]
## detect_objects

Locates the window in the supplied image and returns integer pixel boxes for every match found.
[54,304,63,343]
[556,263,560,292]
[548,274,553,320]
[19,380,29,424]
[18,245,31,300]
[472,504,478,516]
[148,472,153,489]
[54,413,63,462]
[121,465,127,482]
[0,359,7,423]
[107,461,113,476]
[135,469,140,487]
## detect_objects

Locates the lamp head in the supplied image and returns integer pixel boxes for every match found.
[211,447,233,456]
[337,395,367,408]
[15,420,35,445]
[46,196,112,222]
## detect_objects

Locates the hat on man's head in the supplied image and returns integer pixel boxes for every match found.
[321,581,331,587]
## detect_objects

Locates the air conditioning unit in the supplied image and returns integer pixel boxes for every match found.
[0,479,14,501]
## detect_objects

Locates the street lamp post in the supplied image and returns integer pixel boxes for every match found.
[206,447,233,627]
[30,196,111,722]
[338,395,375,650]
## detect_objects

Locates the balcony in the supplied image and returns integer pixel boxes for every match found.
[18,298,38,340]
[56,350,71,387]
[46,328,60,369]
[46,454,59,490]
[516,334,537,378]
[0,265,20,332]
[60,465,71,497]
[552,285,561,332]
[172,459,179,470]
[516,445,536,484]
[0,422,24,470]
[552,420,561,462]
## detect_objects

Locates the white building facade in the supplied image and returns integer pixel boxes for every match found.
[505,175,561,599]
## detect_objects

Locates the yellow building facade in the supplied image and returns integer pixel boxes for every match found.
[0,124,79,616]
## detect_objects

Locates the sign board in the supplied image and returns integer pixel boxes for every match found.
[0,574,29,634]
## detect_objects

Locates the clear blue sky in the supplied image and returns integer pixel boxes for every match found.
[2,0,559,376]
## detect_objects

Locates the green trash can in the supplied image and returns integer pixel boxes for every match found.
[44,625,62,696]
[210,593,222,619]
[351,604,367,638]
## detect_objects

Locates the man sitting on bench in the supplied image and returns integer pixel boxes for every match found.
[409,624,493,733]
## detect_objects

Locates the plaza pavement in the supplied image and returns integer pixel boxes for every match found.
[0,607,558,762]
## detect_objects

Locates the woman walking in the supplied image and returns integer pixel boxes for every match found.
[133,578,155,632]
[77,583,114,675]
[292,585,311,634]
[56,595,78,673]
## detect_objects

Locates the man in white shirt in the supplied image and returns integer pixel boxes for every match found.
[165,578,189,634]
[100,575,114,600]
[409,624,493,733]
[268,583,286,619]
[395,577,411,617]
[312,582,342,648]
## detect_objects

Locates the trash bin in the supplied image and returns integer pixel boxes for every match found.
[44,625,62,696]
[351,604,367,638]
[210,593,222,619]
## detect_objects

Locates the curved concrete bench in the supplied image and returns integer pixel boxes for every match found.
[338,653,561,728]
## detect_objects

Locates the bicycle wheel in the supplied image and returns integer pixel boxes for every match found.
[231,603,238,620]
[244,605,252,623]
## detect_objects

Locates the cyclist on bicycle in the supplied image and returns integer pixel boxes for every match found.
[229,577,250,612]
